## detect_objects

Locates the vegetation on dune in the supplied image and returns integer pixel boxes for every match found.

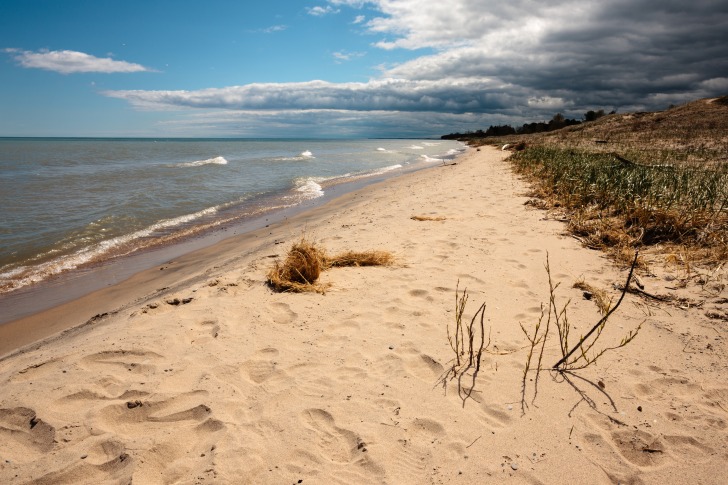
[453,97,728,267]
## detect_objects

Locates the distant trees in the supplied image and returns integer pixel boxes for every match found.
[441,109,609,140]
[583,109,606,122]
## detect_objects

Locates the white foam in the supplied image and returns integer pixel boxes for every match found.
[0,206,219,292]
[176,156,228,167]
[273,150,316,161]
[294,177,325,200]
[420,155,443,163]
[373,164,403,175]
[407,145,424,150]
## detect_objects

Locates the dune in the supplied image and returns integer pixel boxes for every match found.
[0,146,726,484]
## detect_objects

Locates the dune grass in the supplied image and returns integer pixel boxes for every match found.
[510,146,728,265]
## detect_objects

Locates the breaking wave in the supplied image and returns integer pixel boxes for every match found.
[174,156,228,167]
[274,150,316,161]
[0,206,219,292]
[293,177,325,200]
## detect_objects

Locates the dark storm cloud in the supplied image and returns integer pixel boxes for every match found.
[103,0,727,135]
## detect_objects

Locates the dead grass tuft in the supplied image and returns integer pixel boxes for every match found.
[573,279,611,315]
[267,238,327,293]
[268,238,395,293]
[325,250,395,268]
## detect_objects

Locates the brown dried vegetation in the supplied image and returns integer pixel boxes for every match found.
[493,98,728,269]
[267,238,395,293]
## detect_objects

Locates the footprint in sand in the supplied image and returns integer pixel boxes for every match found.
[408,289,434,301]
[80,349,163,375]
[300,409,361,464]
[0,407,56,461]
[266,302,298,325]
[410,417,446,438]
[240,347,289,388]
[288,362,336,398]
[185,319,221,344]
[9,358,61,383]
[95,391,216,430]
[60,388,149,403]
[18,437,133,485]
[478,402,513,428]
[404,353,445,382]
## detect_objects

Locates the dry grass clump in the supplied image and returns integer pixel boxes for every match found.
[573,279,611,315]
[267,238,395,293]
[411,215,447,221]
[267,238,326,293]
[325,251,395,268]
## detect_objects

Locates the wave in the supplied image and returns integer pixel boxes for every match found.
[174,156,228,168]
[372,164,403,175]
[407,145,424,150]
[0,206,219,292]
[420,155,443,163]
[273,150,316,161]
[293,177,325,200]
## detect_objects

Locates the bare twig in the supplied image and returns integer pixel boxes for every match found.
[553,251,639,369]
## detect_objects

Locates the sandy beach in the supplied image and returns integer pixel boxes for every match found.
[1,146,726,484]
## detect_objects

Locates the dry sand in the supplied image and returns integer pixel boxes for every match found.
[1,146,726,484]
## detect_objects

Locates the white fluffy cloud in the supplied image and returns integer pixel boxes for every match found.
[307,5,339,16]
[5,49,150,74]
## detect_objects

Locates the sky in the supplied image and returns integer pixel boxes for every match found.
[1,0,727,138]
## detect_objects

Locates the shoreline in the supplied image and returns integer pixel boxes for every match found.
[0,151,455,333]
[0,153,462,358]
[0,137,462,305]
[1,146,725,484]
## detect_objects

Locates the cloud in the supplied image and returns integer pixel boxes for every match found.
[103,78,521,114]
[261,24,288,33]
[332,50,366,62]
[307,5,339,16]
[5,48,151,74]
[330,0,728,111]
[152,108,509,138]
[102,0,728,136]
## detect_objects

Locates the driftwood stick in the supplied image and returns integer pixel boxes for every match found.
[553,251,639,369]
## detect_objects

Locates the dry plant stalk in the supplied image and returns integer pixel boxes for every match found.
[554,251,642,371]
[521,252,643,411]
[446,282,489,375]
[441,282,491,407]
[411,215,447,221]
[268,238,395,293]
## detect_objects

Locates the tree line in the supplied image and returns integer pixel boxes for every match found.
[442,110,610,140]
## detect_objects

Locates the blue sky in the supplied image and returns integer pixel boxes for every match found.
[1,0,727,137]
